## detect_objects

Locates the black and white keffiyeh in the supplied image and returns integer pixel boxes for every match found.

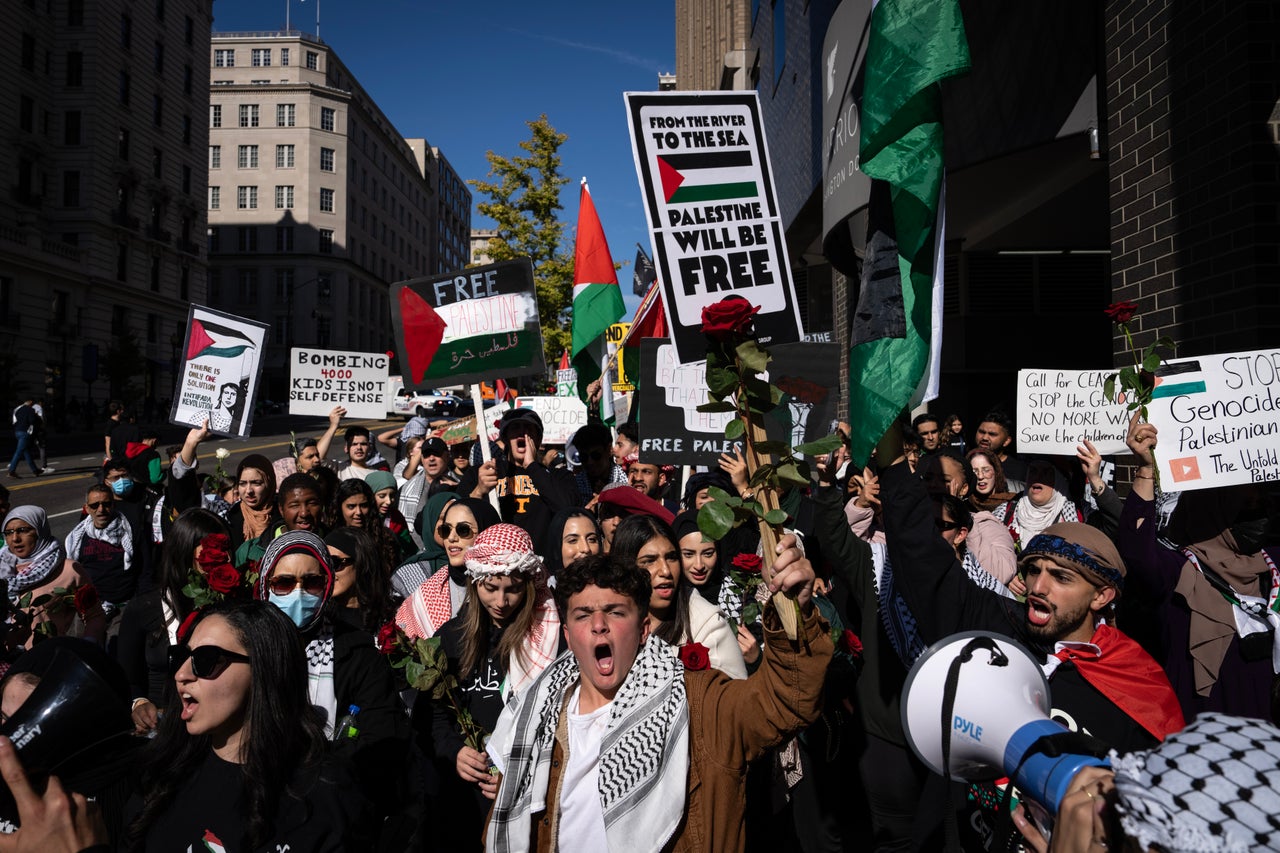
[1112,713,1280,852]
[64,513,135,574]
[0,506,66,596]
[486,635,690,853]
[305,618,337,735]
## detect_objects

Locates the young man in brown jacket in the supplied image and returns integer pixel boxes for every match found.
[485,538,832,853]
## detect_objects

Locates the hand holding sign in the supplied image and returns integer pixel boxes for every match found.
[1125,413,1159,501]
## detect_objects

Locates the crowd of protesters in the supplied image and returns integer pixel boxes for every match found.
[0,393,1275,853]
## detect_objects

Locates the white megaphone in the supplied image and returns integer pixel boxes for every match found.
[901,631,1109,813]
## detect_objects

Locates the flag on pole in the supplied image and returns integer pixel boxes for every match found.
[632,243,657,296]
[571,179,625,406]
[847,0,969,466]
[557,349,570,372]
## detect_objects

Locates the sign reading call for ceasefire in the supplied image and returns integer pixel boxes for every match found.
[625,91,804,365]
[390,259,546,389]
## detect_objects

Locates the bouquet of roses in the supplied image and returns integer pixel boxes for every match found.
[16,582,102,640]
[377,621,488,753]
[182,533,257,609]
[1102,300,1174,486]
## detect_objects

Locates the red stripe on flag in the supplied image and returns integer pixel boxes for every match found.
[398,288,447,384]
[657,157,685,204]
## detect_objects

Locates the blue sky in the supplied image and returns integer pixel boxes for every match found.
[212,0,675,317]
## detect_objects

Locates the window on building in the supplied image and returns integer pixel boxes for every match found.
[237,144,258,168]
[305,51,318,70]
[118,127,130,159]
[274,185,293,209]
[180,266,189,300]
[317,272,331,299]
[319,229,334,254]
[66,51,83,86]
[152,148,163,178]
[112,304,128,334]
[320,147,334,171]
[209,145,221,168]
[64,111,81,145]
[275,269,294,300]
[280,48,290,66]
[153,41,164,73]
[319,188,334,212]
[214,49,234,67]
[237,227,257,252]
[155,0,165,21]
[119,71,130,105]
[120,14,132,49]
[116,244,128,282]
[146,313,159,343]
[153,94,163,127]
[274,315,290,346]
[238,104,258,127]
[68,0,84,26]
[182,165,191,194]
[276,103,295,127]
[320,107,335,132]
[276,227,294,252]
[251,48,271,67]
[183,64,192,95]
[316,315,331,347]
[150,257,161,292]
[275,144,294,168]
[208,269,221,301]
[62,171,81,207]
[236,186,257,209]
[239,270,258,302]
[182,114,191,144]
[210,104,221,128]
[184,14,193,45]
[18,96,33,132]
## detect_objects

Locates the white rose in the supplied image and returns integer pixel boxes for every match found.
[215,448,230,460]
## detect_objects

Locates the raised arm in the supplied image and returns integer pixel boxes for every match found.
[317,405,346,460]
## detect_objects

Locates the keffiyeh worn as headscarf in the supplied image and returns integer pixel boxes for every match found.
[0,507,66,596]
[486,636,689,853]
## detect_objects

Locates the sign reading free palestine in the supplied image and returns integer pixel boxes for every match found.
[625,91,804,365]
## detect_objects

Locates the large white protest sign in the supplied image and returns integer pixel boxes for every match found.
[625,91,804,364]
[1146,348,1280,490]
[1016,369,1131,455]
[513,396,589,445]
[288,348,389,419]
[170,306,268,439]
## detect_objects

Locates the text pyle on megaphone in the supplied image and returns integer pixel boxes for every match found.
[901,631,1109,813]
[0,649,133,779]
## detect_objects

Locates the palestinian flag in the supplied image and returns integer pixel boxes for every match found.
[847,0,969,466]
[397,288,448,385]
[571,179,625,407]
[657,151,757,204]
[186,318,257,361]
[1150,360,1207,400]
[201,829,227,853]
[620,281,668,425]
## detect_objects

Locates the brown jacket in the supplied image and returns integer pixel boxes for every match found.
[521,605,832,853]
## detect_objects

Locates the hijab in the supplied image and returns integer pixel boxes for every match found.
[0,506,67,596]
[543,507,603,576]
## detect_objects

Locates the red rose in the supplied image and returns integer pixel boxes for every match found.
[731,553,763,574]
[176,610,201,644]
[679,642,711,671]
[206,564,241,594]
[74,584,100,618]
[196,533,231,571]
[839,629,863,657]
[1103,300,1138,325]
[701,297,760,340]
[376,621,399,654]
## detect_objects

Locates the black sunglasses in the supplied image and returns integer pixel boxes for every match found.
[935,518,963,532]
[87,501,114,510]
[267,573,328,596]
[170,644,251,679]
[437,522,476,540]
[332,556,355,569]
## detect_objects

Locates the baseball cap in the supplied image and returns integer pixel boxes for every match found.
[422,437,448,457]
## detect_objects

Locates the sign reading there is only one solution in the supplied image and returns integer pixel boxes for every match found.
[289,348,390,420]
[625,91,804,365]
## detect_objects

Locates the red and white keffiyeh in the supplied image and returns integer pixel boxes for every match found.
[464,524,544,580]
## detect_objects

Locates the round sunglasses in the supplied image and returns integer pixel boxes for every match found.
[266,573,328,596]
[437,521,477,540]
[170,644,251,679]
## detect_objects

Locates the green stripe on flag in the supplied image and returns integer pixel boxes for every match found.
[1151,381,1207,399]
[668,181,758,204]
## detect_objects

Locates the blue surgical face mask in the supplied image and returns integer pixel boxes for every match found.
[110,478,134,496]
[269,588,323,628]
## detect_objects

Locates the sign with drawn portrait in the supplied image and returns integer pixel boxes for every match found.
[169,305,269,439]
[390,259,547,388]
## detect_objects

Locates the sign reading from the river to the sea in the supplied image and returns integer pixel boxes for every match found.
[1145,348,1280,490]
[390,258,546,388]
[625,91,804,365]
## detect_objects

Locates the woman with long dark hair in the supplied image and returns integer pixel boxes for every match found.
[416,523,561,850]
[330,478,399,577]
[324,526,393,633]
[227,454,279,569]
[396,497,500,639]
[610,514,746,678]
[125,599,373,850]
[543,506,603,577]
[119,508,231,734]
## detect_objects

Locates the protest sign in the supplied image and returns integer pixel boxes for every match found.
[170,306,268,439]
[1146,348,1280,490]
[637,339,839,466]
[607,323,634,392]
[625,91,804,364]
[436,403,509,446]
[288,348,389,419]
[390,259,546,388]
[555,368,577,398]
[513,396,589,445]
[1015,369,1130,455]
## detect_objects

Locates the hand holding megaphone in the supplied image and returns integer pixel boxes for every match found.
[0,736,106,853]
[1013,766,1116,853]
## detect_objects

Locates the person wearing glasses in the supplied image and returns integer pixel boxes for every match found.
[416,524,562,851]
[0,506,101,647]
[323,527,393,634]
[396,497,500,640]
[124,599,375,851]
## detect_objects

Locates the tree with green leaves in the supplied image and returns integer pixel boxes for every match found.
[468,115,574,371]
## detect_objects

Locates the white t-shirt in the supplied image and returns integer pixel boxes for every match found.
[559,686,611,852]
[337,462,373,481]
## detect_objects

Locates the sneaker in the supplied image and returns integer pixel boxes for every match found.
[32,468,44,477]
[6,470,19,479]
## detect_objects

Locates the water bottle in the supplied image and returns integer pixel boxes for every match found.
[332,704,360,741]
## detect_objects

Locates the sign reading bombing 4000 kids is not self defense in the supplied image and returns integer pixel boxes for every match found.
[289,348,389,420]
[625,91,804,365]
[390,259,547,388]
[1146,348,1280,491]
